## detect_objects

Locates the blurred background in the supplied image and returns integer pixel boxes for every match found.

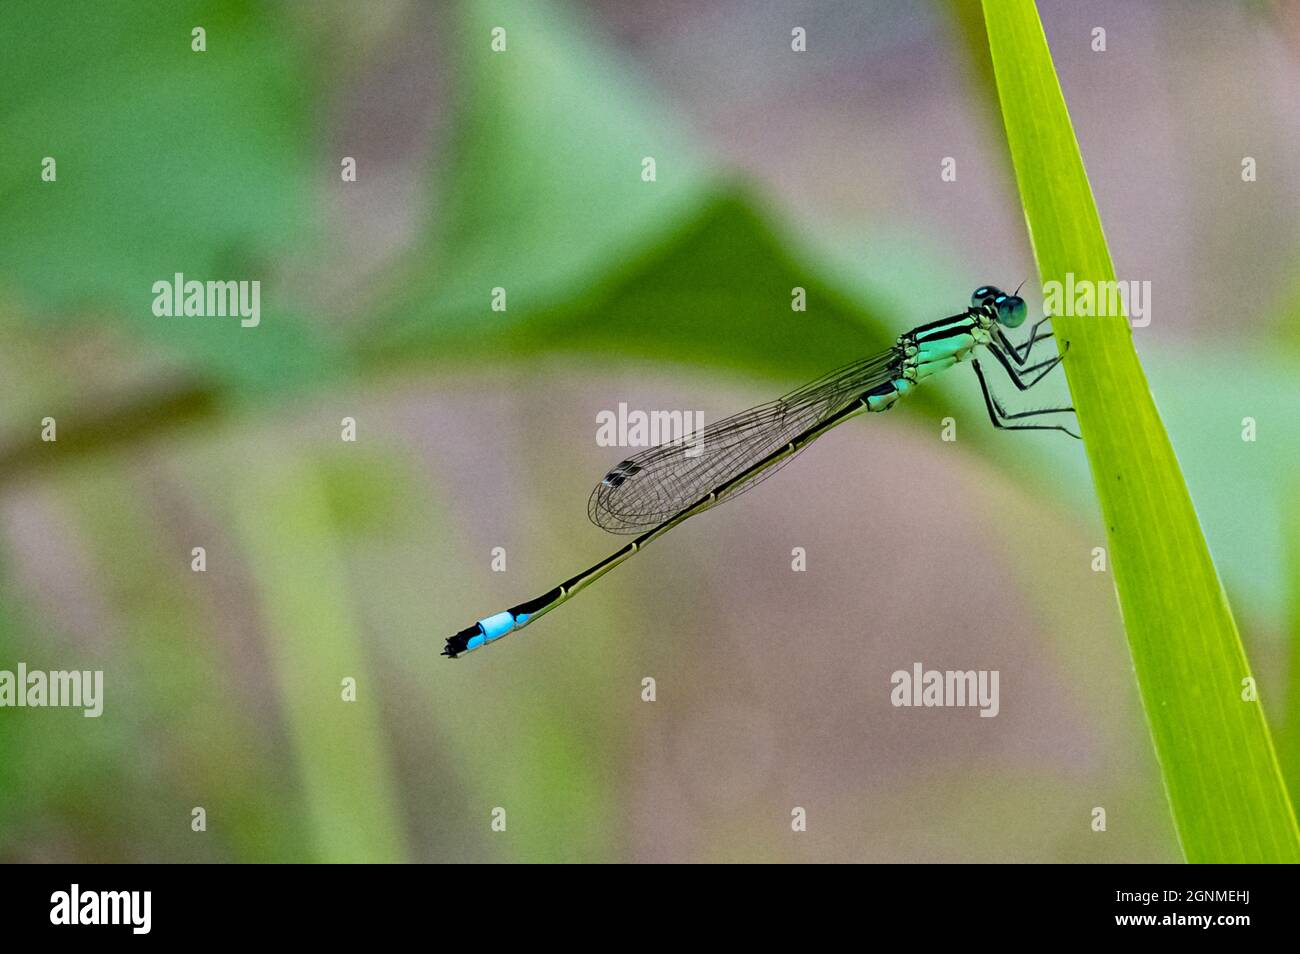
[1,0,1298,862]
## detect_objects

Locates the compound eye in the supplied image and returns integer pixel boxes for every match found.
[971,285,1003,308]
[995,295,1028,328]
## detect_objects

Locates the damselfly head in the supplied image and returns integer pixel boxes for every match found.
[972,285,1027,327]
[970,285,1004,308]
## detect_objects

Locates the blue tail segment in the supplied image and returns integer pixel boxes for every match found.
[443,586,561,659]
[443,609,528,658]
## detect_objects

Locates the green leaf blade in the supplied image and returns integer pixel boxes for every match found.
[983,0,1299,862]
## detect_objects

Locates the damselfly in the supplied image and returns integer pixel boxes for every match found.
[443,285,1077,658]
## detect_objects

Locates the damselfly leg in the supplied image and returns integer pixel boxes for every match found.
[999,317,1054,365]
[986,343,1067,390]
[972,356,1080,440]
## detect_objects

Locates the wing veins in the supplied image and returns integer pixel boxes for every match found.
[588,348,901,533]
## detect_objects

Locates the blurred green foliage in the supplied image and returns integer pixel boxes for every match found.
[0,0,336,396]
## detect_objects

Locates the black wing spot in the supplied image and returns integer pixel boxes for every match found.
[602,459,642,487]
